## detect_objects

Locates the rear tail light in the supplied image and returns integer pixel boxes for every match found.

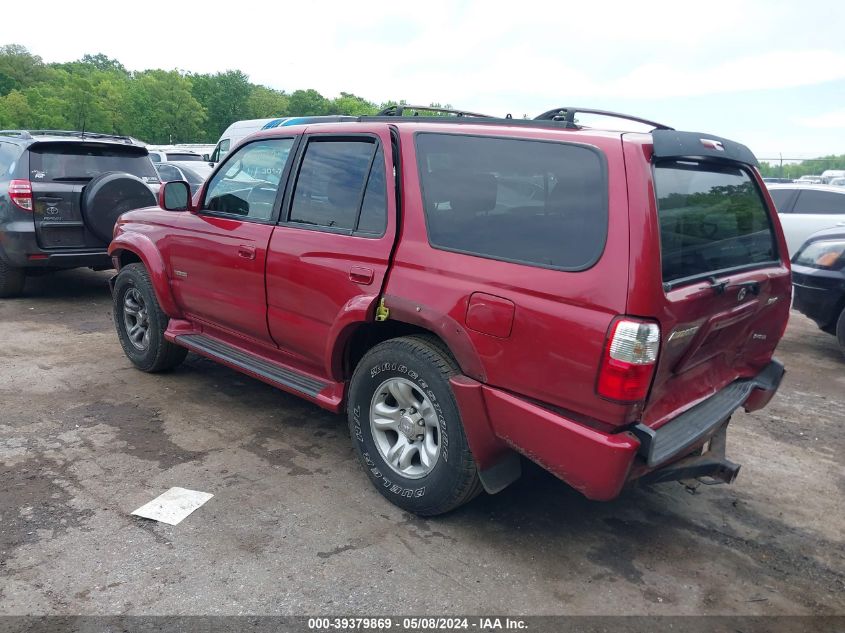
[9,179,33,211]
[597,318,661,402]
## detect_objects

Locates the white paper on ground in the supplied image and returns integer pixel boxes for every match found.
[131,487,213,526]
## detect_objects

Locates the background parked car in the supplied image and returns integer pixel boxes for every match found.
[829,177,845,187]
[762,177,794,184]
[146,145,204,163]
[0,129,158,297]
[766,183,845,255]
[791,226,845,357]
[154,161,213,195]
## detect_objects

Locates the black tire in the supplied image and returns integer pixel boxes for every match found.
[347,335,482,516]
[837,307,845,360]
[113,263,187,372]
[82,172,157,243]
[0,258,25,298]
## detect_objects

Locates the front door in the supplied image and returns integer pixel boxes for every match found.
[168,136,298,344]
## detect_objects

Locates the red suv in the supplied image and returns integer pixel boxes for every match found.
[108,106,791,516]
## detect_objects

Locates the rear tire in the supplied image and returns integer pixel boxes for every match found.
[113,263,187,372]
[347,335,482,516]
[836,307,845,359]
[0,259,25,298]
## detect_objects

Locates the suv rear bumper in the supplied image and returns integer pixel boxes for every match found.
[0,221,110,269]
[453,360,784,501]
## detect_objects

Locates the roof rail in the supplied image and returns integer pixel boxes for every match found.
[0,130,34,139]
[377,104,492,118]
[22,130,138,144]
[534,107,674,131]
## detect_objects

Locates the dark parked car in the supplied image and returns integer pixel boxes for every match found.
[0,130,159,297]
[792,226,845,356]
[108,106,791,515]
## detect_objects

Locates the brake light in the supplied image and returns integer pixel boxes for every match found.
[597,318,661,402]
[9,179,33,211]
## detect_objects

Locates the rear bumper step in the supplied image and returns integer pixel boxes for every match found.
[639,423,740,485]
[633,359,785,467]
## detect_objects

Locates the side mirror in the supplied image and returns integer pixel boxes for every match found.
[202,153,210,161]
[158,180,192,212]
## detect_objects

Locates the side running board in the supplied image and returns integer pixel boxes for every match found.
[174,333,328,399]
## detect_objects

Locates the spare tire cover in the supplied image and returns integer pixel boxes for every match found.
[81,172,157,243]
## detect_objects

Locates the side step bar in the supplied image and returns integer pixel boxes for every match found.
[174,333,329,399]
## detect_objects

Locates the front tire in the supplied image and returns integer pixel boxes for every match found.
[347,335,482,516]
[0,259,25,298]
[113,263,187,372]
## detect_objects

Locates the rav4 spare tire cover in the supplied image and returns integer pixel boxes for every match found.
[81,172,157,243]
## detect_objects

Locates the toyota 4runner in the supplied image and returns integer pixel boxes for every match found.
[0,130,159,296]
[108,106,791,516]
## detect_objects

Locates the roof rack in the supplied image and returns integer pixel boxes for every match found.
[0,129,138,144]
[377,104,493,118]
[534,107,674,131]
[0,130,34,139]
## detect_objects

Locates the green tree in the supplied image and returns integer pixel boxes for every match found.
[287,89,330,115]
[247,85,289,119]
[0,44,47,94]
[127,70,206,143]
[191,70,251,141]
[328,92,378,116]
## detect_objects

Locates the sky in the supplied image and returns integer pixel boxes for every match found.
[2,0,845,159]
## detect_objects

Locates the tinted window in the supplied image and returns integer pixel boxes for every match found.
[0,142,21,178]
[289,139,377,231]
[29,144,160,183]
[166,152,203,162]
[793,190,845,214]
[655,161,778,284]
[416,133,607,270]
[357,146,387,235]
[155,164,181,182]
[768,188,794,212]
[203,138,294,221]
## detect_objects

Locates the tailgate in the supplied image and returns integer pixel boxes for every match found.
[642,157,791,428]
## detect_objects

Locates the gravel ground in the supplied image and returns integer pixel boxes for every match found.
[0,268,843,616]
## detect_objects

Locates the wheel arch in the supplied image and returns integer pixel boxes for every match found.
[109,235,182,318]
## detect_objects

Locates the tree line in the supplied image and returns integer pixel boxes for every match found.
[0,45,427,144]
[759,156,845,179]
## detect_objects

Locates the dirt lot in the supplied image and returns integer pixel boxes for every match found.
[0,268,843,616]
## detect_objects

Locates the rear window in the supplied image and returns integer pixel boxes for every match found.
[415,133,607,270]
[655,161,779,285]
[166,152,203,162]
[29,143,160,184]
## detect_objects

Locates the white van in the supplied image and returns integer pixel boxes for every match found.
[208,118,288,164]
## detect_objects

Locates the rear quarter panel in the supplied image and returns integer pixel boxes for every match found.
[385,125,632,429]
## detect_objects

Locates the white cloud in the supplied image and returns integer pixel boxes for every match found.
[797,110,845,128]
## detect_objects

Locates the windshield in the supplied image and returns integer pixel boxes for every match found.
[30,143,159,183]
[655,161,779,285]
[179,165,211,184]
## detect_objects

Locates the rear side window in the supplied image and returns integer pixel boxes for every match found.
[29,143,160,183]
[289,138,386,235]
[793,190,845,214]
[0,142,22,179]
[415,133,608,270]
[655,161,778,285]
[767,188,794,212]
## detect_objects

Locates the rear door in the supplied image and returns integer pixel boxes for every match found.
[265,127,396,376]
[28,142,159,249]
[639,157,791,428]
